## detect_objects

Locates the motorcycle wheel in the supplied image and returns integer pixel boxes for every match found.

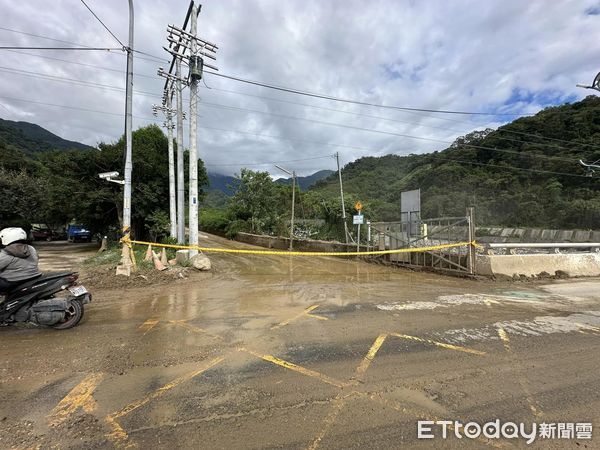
[51,300,84,330]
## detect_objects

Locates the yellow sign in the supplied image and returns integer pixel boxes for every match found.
[354,201,362,211]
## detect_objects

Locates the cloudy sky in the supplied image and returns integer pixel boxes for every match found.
[1,0,599,176]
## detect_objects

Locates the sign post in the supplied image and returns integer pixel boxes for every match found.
[354,201,363,253]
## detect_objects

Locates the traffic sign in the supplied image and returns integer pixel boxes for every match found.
[353,214,364,225]
[354,201,362,211]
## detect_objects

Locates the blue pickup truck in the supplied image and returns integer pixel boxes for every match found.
[67,225,93,243]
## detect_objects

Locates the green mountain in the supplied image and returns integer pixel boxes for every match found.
[275,169,335,190]
[309,96,600,229]
[0,118,93,153]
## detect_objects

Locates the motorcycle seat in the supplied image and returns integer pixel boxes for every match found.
[6,272,75,293]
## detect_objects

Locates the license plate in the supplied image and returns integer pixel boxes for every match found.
[69,285,88,296]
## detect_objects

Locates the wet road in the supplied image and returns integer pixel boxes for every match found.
[1,234,600,449]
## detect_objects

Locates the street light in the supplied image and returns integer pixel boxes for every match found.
[580,159,600,177]
[274,164,296,251]
[576,71,600,92]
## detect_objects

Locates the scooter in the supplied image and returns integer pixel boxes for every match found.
[0,272,91,329]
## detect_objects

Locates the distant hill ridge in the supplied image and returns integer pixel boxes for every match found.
[0,118,93,153]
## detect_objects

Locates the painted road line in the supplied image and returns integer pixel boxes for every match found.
[389,333,487,356]
[354,334,388,381]
[240,347,345,388]
[138,318,159,334]
[497,327,543,418]
[105,356,224,448]
[306,312,329,321]
[575,322,600,334]
[271,304,321,329]
[48,373,104,427]
[307,392,355,450]
[169,320,225,341]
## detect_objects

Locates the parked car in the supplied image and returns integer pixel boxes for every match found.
[67,225,93,243]
[31,226,54,241]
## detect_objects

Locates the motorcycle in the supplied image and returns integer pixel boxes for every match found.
[0,272,91,329]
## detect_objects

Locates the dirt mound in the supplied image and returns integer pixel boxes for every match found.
[80,265,211,289]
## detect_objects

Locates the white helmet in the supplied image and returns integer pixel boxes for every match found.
[0,227,28,246]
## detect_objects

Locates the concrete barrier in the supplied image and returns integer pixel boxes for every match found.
[475,253,600,278]
[235,232,365,253]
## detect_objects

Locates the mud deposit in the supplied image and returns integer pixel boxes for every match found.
[2,234,599,449]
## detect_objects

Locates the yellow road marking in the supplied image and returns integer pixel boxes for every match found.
[576,322,600,334]
[105,356,224,448]
[307,393,354,450]
[240,347,345,388]
[170,320,224,340]
[271,304,322,329]
[138,318,159,334]
[48,373,104,427]
[497,327,542,418]
[306,312,329,321]
[389,333,486,356]
[354,334,387,380]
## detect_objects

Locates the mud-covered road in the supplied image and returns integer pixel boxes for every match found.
[1,234,599,449]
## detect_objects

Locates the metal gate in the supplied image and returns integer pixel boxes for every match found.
[371,208,476,275]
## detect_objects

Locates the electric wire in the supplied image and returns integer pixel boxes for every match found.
[6,45,598,152]
[80,0,125,48]
[204,71,530,117]
[0,94,593,179]
[0,66,592,165]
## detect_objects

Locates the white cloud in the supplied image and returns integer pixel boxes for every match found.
[0,0,598,175]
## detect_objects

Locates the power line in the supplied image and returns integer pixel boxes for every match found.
[4,50,156,79]
[0,66,591,165]
[430,156,592,179]
[0,26,163,64]
[80,0,125,48]
[0,46,122,51]
[204,155,334,167]
[6,46,597,153]
[204,71,532,117]
[1,94,592,179]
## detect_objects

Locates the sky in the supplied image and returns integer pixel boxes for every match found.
[1,0,599,176]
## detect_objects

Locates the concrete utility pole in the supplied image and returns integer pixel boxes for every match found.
[275,165,296,251]
[188,3,200,258]
[175,60,186,243]
[165,92,177,239]
[117,0,135,276]
[162,2,218,250]
[335,152,350,245]
[152,92,177,239]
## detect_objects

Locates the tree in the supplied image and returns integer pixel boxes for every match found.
[226,169,286,236]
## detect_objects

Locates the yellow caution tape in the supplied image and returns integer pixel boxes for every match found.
[121,237,478,257]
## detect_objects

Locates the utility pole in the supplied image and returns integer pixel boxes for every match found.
[163,2,218,251]
[117,0,134,276]
[275,165,296,251]
[335,152,350,245]
[175,60,186,243]
[152,91,177,239]
[188,3,200,257]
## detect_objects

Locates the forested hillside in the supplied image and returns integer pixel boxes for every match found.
[0,124,207,240]
[310,96,600,229]
[0,118,93,153]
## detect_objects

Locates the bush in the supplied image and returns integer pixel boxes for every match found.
[200,208,229,234]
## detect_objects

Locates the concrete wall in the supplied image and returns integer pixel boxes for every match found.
[236,232,365,253]
[475,253,600,278]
